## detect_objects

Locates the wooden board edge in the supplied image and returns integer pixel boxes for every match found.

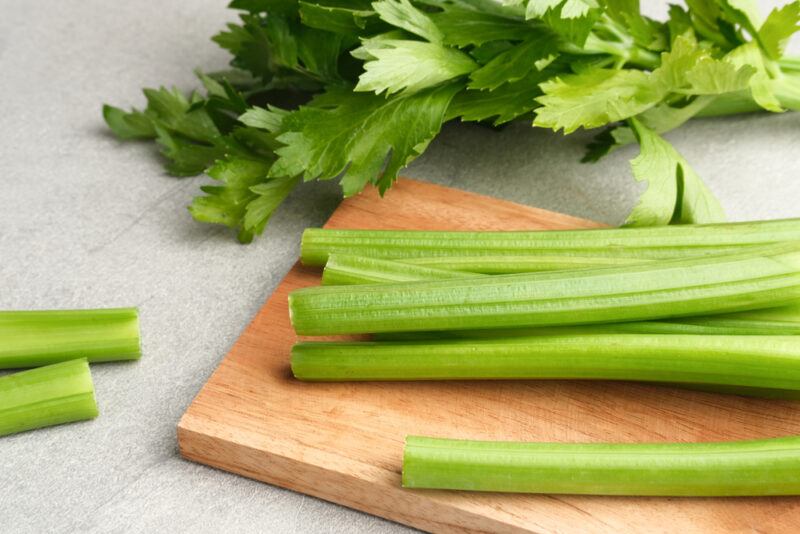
[177,418,531,534]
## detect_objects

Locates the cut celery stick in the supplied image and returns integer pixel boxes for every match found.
[289,242,800,335]
[402,435,800,496]
[0,358,98,436]
[322,254,474,286]
[372,305,800,339]
[291,335,800,388]
[0,308,141,368]
[300,218,800,266]
[402,254,651,274]
[322,254,800,335]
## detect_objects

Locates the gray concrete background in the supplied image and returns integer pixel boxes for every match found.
[1,1,798,532]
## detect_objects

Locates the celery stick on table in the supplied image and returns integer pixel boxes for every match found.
[0,308,141,368]
[0,358,98,437]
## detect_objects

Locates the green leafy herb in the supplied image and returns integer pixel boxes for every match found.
[624,118,725,227]
[105,0,800,242]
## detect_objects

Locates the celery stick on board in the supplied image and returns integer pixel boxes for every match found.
[289,242,800,335]
[403,435,800,496]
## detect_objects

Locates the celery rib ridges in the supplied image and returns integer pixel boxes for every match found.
[323,255,800,336]
[300,218,800,266]
[0,358,98,437]
[0,308,141,368]
[289,242,800,335]
[322,254,473,285]
[292,335,800,387]
[403,255,652,274]
[402,436,800,496]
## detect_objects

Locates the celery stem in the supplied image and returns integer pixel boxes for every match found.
[0,359,98,437]
[403,435,800,496]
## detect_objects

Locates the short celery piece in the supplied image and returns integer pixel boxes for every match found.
[402,435,800,496]
[291,335,800,388]
[289,242,800,335]
[322,254,800,335]
[0,358,98,437]
[0,308,141,368]
[300,218,800,266]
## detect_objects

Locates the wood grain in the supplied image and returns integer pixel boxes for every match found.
[178,178,800,533]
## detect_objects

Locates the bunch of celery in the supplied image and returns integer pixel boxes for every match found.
[0,308,141,437]
[289,220,800,495]
[105,0,800,242]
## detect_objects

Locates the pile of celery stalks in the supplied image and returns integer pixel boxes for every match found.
[6,218,800,498]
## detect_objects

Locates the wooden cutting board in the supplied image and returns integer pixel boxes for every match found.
[178,178,800,533]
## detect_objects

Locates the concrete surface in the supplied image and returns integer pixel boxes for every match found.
[1,1,798,532]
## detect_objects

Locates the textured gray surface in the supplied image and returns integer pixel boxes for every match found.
[1,1,798,533]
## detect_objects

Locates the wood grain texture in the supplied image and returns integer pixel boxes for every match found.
[178,178,800,533]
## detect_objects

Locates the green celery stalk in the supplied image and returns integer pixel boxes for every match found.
[373,307,800,339]
[291,335,800,387]
[322,254,474,286]
[402,435,800,496]
[371,312,800,339]
[289,242,800,335]
[0,308,141,368]
[300,219,800,266]
[403,255,651,274]
[324,254,800,335]
[0,358,98,437]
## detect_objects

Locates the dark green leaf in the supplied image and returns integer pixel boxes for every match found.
[103,105,156,140]
[269,83,460,195]
[469,32,559,90]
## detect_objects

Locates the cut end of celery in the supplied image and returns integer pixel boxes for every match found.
[0,307,142,368]
[0,358,99,437]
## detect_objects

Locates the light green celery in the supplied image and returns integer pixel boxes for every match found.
[323,254,800,335]
[0,308,141,369]
[291,335,800,387]
[373,306,800,339]
[289,242,800,335]
[0,358,98,437]
[322,254,473,286]
[402,255,651,274]
[699,73,800,116]
[780,56,800,72]
[402,435,800,496]
[300,218,800,266]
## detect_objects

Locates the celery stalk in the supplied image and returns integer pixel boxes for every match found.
[289,242,800,335]
[322,254,473,285]
[291,335,800,388]
[403,255,652,274]
[0,308,141,368]
[300,218,800,266]
[0,358,98,436]
[402,435,800,496]
[326,255,800,336]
